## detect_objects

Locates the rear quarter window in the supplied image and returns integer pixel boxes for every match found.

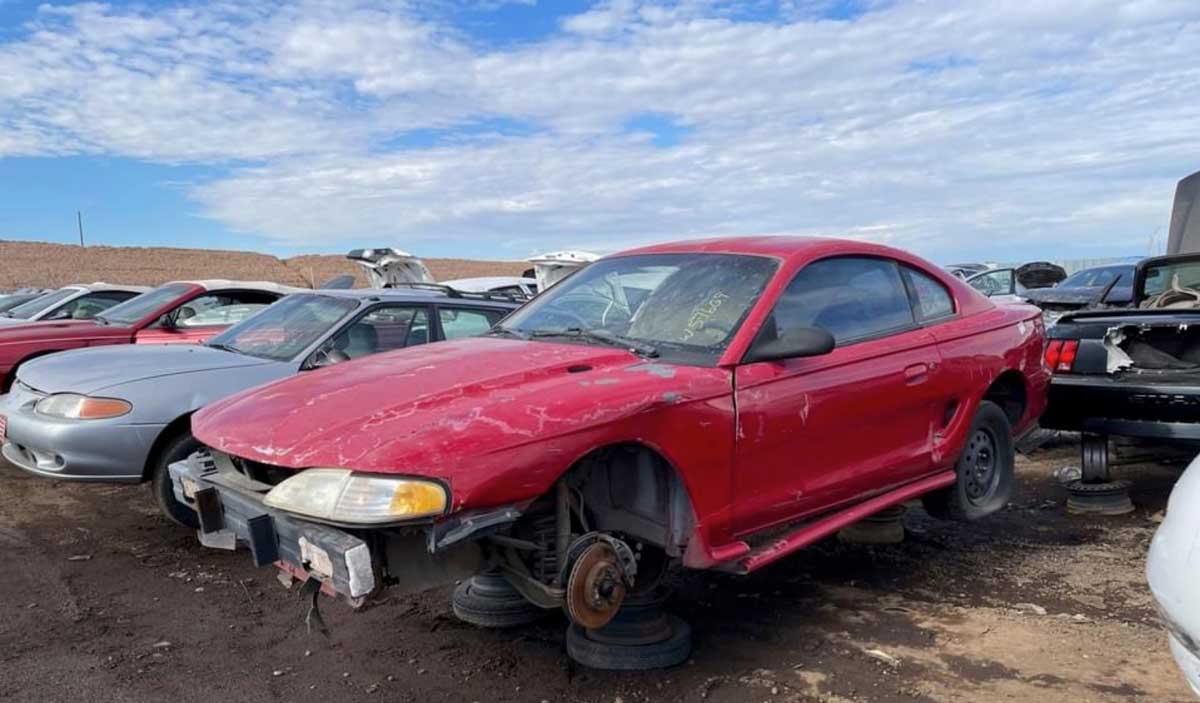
[901,266,955,322]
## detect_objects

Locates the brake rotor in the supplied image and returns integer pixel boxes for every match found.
[565,542,628,629]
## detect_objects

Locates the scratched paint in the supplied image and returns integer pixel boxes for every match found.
[193,237,1049,569]
[624,362,677,379]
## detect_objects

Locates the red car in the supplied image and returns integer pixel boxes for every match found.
[172,237,1048,662]
[0,280,297,391]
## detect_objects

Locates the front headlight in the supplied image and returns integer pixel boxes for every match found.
[263,468,448,524]
[35,393,132,420]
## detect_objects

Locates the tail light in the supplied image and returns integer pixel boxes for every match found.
[1044,339,1078,373]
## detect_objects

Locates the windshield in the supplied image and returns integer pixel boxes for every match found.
[1141,260,1200,302]
[99,283,191,326]
[5,288,76,319]
[205,294,358,361]
[0,293,40,313]
[967,269,1015,296]
[1060,266,1130,288]
[500,253,779,364]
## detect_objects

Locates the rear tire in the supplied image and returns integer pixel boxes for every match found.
[1080,433,1111,483]
[922,400,1014,521]
[151,431,202,529]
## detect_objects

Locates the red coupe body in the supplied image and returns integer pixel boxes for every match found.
[0,282,292,390]
[193,237,1049,572]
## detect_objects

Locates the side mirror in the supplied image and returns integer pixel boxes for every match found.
[304,346,350,370]
[743,326,835,364]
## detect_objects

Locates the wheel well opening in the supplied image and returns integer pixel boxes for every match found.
[564,443,695,558]
[984,370,1027,428]
[141,413,194,482]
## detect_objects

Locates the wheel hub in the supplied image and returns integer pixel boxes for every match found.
[964,428,998,504]
[566,542,628,629]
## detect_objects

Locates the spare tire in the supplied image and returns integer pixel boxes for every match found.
[451,573,546,628]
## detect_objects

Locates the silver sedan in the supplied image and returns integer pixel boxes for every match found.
[0,288,516,526]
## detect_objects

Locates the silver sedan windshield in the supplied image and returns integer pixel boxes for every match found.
[205,294,358,361]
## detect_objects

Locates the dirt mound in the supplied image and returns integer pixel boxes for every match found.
[283,254,529,288]
[0,240,524,289]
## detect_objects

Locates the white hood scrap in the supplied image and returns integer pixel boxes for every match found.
[347,248,434,288]
[527,250,600,290]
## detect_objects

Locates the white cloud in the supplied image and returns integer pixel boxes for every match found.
[1,0,1198,260]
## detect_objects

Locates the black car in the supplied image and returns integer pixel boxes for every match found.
[1041,253,1200,481]
[1023,263,1136,322]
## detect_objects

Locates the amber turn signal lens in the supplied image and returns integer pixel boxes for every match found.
[77,397,134,419]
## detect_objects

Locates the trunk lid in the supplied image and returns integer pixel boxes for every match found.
[346,248,434,288]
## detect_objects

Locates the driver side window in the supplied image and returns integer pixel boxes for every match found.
[322,305,430,362]
[765,257,915,346]
[168,291,280,327]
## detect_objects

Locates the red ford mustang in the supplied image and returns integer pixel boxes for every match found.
[171,237,1048,652]
[0,280,297,391]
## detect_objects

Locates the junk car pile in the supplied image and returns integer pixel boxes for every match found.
[0,239,1195,689]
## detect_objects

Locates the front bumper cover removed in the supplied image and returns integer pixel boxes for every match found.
[168,454,376,600]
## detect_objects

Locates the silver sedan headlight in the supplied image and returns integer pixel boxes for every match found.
[35,393,132,420]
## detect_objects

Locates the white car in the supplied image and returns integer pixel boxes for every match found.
[527,250,599,289]
[1148,455,1200,697]
[0,282,150,325]
[442,276,538,299]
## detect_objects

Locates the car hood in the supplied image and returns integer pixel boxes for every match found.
[194,336,730,481]
[18,344,277,395]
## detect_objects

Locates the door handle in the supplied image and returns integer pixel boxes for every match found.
[904,363,930,384]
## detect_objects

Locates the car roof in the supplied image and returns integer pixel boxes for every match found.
[167,280,305,295]
[59,282,154,293]
[615,235,931,265]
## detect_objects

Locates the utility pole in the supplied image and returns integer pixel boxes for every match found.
[77,211,85,247]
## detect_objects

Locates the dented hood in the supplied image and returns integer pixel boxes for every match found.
[193,337,731,484]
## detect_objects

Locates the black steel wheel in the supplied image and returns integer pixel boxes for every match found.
[1066,479,1134,515]
[922,400,1014,522]
[962,428,1000,507]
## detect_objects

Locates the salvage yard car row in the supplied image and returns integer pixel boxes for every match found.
[0,238,1196,693]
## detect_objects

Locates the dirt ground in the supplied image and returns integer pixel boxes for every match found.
[1,442,1194,703]
[0,239,525,288]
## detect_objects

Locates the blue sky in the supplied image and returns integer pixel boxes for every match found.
[1,0,1197,261]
